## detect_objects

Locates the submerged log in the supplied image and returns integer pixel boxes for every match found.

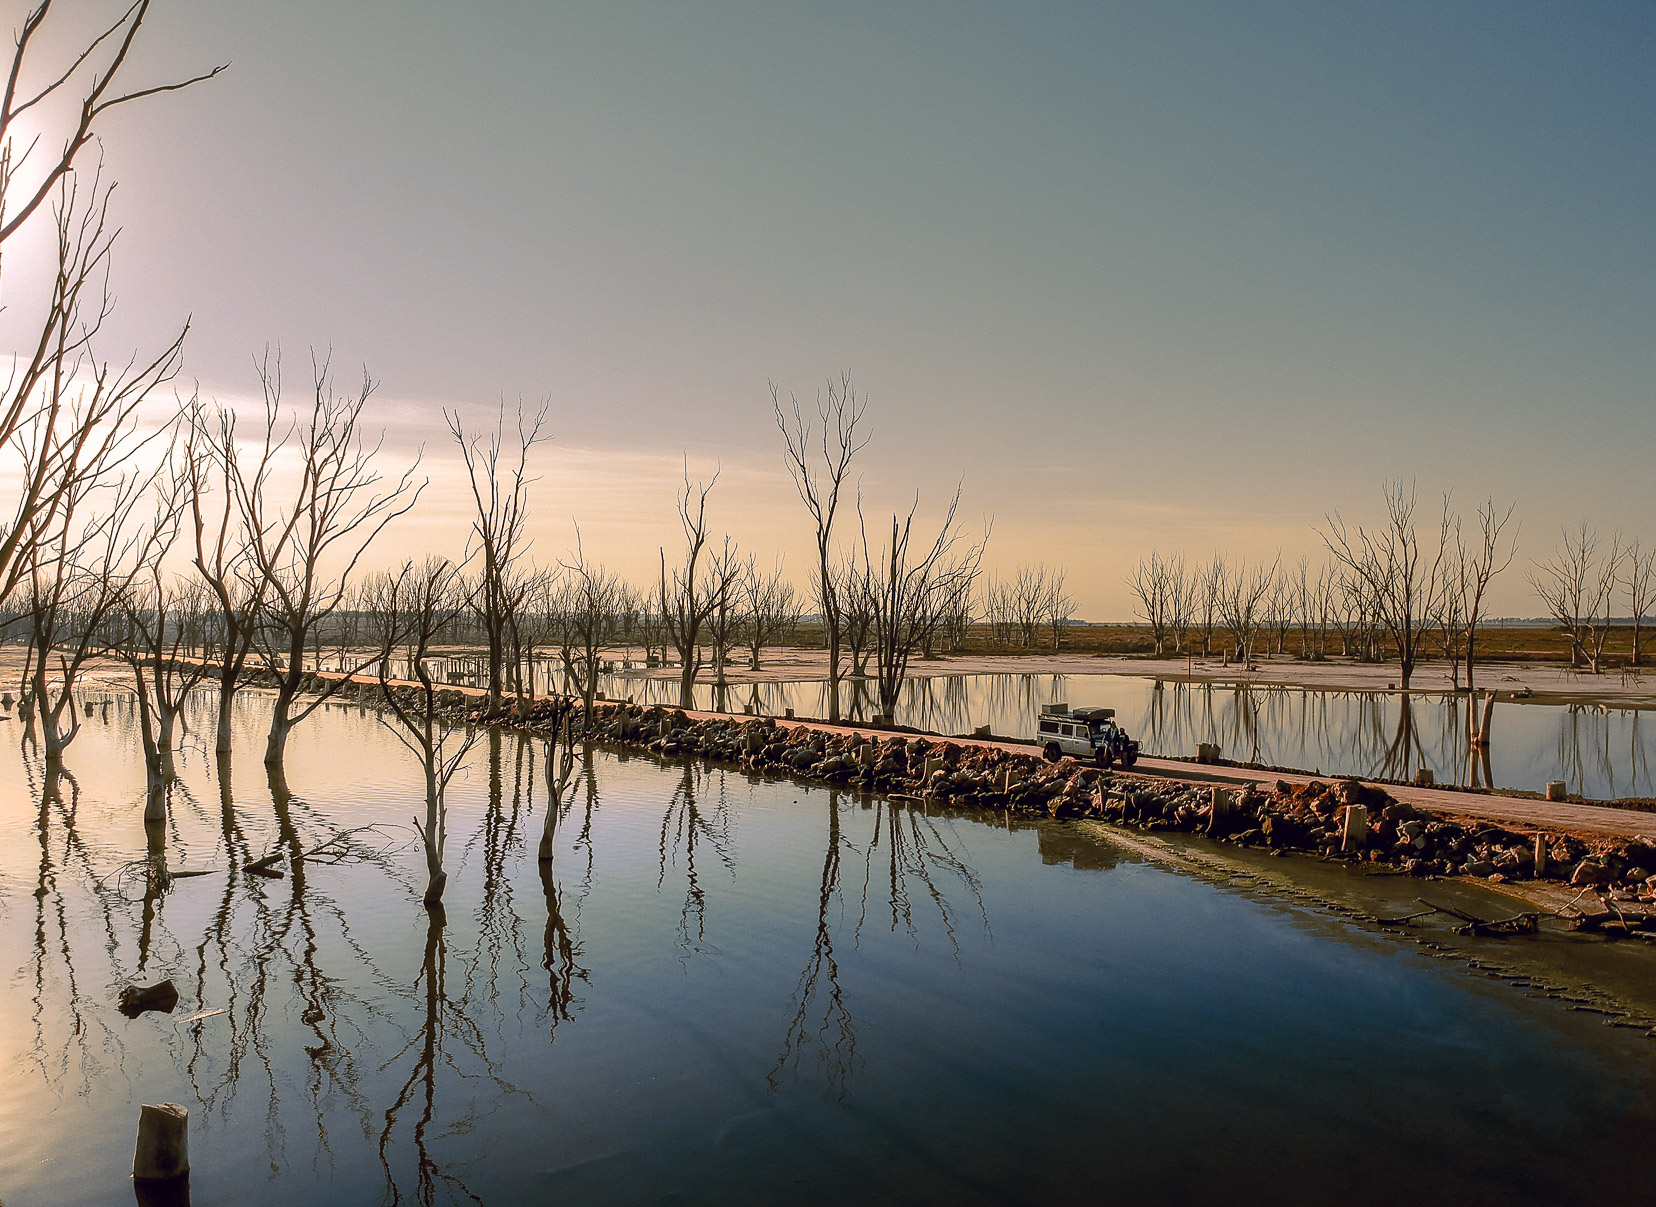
[118,979,180,1017]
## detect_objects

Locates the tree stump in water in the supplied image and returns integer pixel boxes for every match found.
[133,1102,189,1182]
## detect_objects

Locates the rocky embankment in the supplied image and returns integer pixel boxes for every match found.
[337,680,1656,930]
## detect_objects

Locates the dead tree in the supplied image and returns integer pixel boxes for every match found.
[1196,554,1223,657]
[1456,497,1517,705]
[1217,555,1278,669]
[860,487,985,716]
[242,352,423,765]
[448,401,548,711]
[773,374,868,722]
[658,468,740,709]
[109,446,211,811]
[368,558,479,909]
[1126,553,1177,655]
[550,537,634,716]
[741,558,802,670]
[188,395,283,752]
[23,454,161,762]
[1528,522,1619,672]
[1321,483,1449,688]
[0,0,222,596]
[1624,540,1656,669]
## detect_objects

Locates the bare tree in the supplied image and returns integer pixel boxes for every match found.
[774,374,868,721]
[0,1,223,595]
[550,538,634,716]
[740,558,802,670]
[1624,539,1656,669]
[21,447,162,762]
[1195,554,1223,658]
[449,402,548,710]
[188,393,280,752]
[242,353,423,765]
[1216,556,1278,669]
[1321,483,1449,689]
[1126,549,1179,655]
[1528,522,1620,673]
[859,487,985,716]
[1041,566,1073,649]
[109,445,211,811]
[368,558,479,910]
[1456,498,1517,696]
[658,467,740,708]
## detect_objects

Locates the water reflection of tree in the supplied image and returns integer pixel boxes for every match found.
[377,907,527,1207]
[657,763,735,956]
[24,763,121,1090]
[770,792,987,1098]
[539,744,594,1033]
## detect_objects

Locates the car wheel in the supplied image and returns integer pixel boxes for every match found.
[1094,749,1113,769]
[1120,753,1137,768]
[1043,742,1061,763]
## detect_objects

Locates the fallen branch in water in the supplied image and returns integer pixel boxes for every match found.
[1414,898,1539,937]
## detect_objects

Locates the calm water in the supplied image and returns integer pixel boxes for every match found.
[3,692,1655,1204]
[596,671,1656,801]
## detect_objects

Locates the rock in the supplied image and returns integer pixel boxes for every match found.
[1571,859,1610,887]
[1464,859,1497,878]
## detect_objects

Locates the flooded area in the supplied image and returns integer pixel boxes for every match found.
[3,691,1655,1203]
[597,670,1656,801]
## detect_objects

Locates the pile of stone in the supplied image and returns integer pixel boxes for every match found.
[342,686,1656,908]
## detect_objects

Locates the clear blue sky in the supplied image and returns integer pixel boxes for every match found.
[23,0,1656,616]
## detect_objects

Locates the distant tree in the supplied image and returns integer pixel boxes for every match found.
[1321,483,1450,689]
[658,468,741,708]
[1528,522,1619,673]
[1216,556,1278,669]
[1624,540,1656,669]
[1126,554,1177,656]
[1042,566,1073,650]
[1455,498,1518,696]
[859,487,985,716]
[741,558,803,670]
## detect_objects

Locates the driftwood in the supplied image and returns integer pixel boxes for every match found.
[1414,898,1540,937]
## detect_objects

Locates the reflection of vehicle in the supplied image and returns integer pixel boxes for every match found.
[1037,703,1140,768]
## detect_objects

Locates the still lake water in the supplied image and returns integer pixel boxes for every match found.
[601,671,1656,801]
[3,691,1655,1204]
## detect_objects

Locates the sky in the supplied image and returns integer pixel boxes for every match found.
[4,1,1654,618]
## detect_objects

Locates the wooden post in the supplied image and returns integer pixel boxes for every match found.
[1534,833,1548,877]
[1341,803,1369,852]
[1205,786,1228,835]
[133,1102,189,1182]
[860,740,876,767]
